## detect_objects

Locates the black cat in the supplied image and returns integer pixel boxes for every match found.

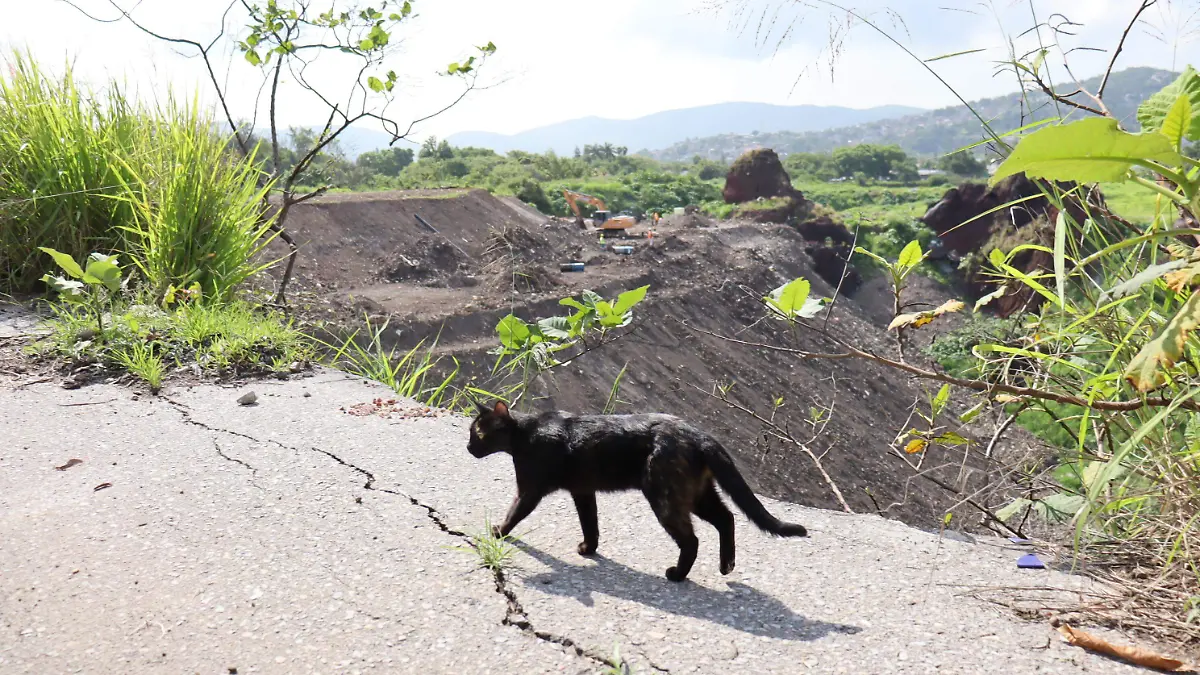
[467,401,807,582]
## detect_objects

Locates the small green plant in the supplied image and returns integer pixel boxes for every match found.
[600,644,634,675]
[492,286,649,402]
[112,340,165,392]
[316,315,459,407]
[38,247,124,335]
[456,517,520,573]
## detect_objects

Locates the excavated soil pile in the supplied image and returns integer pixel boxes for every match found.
[919,174,1111,316]
[270,188,1034,530]
[723,149,861,295]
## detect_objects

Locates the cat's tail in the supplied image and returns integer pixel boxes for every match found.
[705,442,807,537]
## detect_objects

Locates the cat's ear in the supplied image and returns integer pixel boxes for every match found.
[493,400,510,418]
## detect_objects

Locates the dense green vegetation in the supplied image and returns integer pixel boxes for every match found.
[0,53,276,297]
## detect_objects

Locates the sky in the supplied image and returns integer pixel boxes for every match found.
[3,0,1199,146]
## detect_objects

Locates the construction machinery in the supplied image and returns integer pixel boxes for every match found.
[562,189,636,234]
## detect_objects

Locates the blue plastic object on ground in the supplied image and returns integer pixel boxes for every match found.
[1017,553,1046,569]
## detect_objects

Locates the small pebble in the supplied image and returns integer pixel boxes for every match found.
[237,391,258,406]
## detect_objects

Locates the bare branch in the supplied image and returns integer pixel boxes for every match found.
[1098,1,1157,100]
[683,323,1200,414]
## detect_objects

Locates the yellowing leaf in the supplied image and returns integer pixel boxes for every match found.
[975,285,1008,311]
[904,439,927,454]
[1124,290,1200,391]
[1165,263,1200,292]
[888,299,965,330]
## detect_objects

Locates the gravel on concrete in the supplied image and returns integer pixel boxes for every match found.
[0,369,1156,674]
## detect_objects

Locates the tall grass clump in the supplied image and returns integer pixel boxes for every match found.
[111,95,278,302]
[0,50,139,291]
[0,49,276,300]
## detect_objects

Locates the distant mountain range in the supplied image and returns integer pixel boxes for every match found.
[442,102,924,155]
[648,67,1178,161]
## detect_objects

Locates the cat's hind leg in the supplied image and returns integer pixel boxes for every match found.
[693,481,736,574]
[643,469,699,582]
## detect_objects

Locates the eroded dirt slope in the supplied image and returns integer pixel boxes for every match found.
[266,189,1025,528]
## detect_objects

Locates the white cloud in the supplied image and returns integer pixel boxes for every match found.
[2,0,1197,142]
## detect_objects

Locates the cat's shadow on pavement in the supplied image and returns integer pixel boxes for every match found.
[515,543,861,642]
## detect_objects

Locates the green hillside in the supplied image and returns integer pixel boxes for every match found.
[649,67,1177,161]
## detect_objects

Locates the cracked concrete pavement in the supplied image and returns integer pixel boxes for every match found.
[1,370,1153,674]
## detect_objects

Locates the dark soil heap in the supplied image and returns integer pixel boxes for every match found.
[723,149,861,295]
[919,174,1111,316]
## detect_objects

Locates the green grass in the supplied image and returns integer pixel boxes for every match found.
[0,49,276,300]
[455,517,521,573]
[35,298,313,390]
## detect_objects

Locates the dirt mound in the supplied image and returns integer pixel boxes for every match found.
[919,174,1108,316]
[723,148,804,204]
[278,187,1001,531]
[383,237,475,287]
[488,263,563,294]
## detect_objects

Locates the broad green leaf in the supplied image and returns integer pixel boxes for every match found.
[991,117,1184,185]
[1053,211,1066,306]
[581,290,603,307]
[40,274,84,301]
[1138,66,1200,141]
[988,247,1007,268]
[765,278,827,319]
[995,498,1031,523]
[594,300,615,317]
[244,49,262,66]
[613,285,649,314]
[84,254,122,292]
[932,383,951,416]
[558,297,587,311]
[959,401,986,424]
[767,278,810,315]
[1124,290,1200,391]
[1161,93,1192,149]
[933,431,972,446]
[1102,259,1188,300]
[536,316,571,340]
[367,76,385,92]
[496,315,530,350]
[38,247,85,279]
[599,312,630,328]
[853,246,888,266]
[358,38,375,50]
[897,240,923,269]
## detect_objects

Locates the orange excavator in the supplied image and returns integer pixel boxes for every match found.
[562,189,636,234]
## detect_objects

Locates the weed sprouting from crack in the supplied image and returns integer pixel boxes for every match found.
[160,397,624,669]
[452,516,520,573]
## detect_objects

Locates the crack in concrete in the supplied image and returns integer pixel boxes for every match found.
[492,567,624,671]
[163,396,622,670]
[213,440,257,474]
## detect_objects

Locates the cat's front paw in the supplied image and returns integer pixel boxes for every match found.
[577,540,597,556]
[719,559,735,575]
[665,566,687,582]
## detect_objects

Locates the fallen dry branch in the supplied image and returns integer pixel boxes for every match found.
[1057,624,1188,672]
